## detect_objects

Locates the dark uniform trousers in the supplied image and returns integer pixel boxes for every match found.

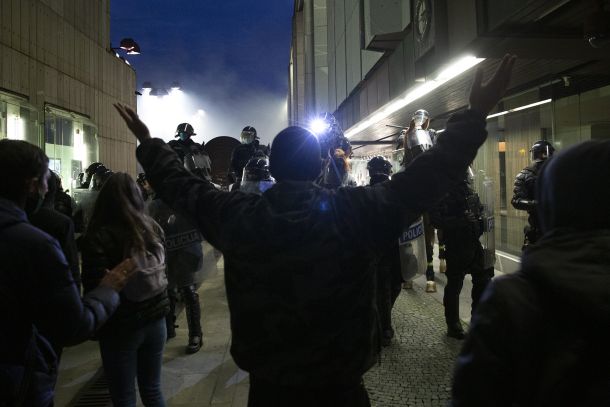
[442,224,493,327]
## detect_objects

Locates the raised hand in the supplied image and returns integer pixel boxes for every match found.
[114,103,151,143]
[99,258,138,291]
[469,54,517,118]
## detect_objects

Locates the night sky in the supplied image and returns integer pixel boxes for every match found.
[110,1,294,145]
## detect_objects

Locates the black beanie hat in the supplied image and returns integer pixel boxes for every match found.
[537,140,610,233]
[269,126,321,182]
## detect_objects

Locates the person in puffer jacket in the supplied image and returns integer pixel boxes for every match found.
[0,139,135,407]
[450,140,610,407]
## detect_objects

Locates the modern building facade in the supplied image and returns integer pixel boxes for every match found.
[0,0,137,191]
[289,0,610,267]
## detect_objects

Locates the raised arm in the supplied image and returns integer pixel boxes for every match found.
[346,55,516,245]
[114,103,246,249]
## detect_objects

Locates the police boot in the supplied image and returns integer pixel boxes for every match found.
[182,285,203,354]
[446,322,465,340]
[439,245,447,273]
[425,264,436,293]
[444,292,464,339]
[402,280,413,290]
[166,292,178,340]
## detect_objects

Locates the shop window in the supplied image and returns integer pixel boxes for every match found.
[0,92,40,146]
[472,83,610,256]
[44,106,99,195]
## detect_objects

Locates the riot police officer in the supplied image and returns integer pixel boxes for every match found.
[400,109,438,293]
[511,140,555,249]
[164,124,207,354]
[73,163,110,234]
[430,168,494,339]
[240,154,275,195]
[228,126,269,188]
[367,156,402,346]
[169,123,212,181]
[76,162,103,189]
[147,194,204,354]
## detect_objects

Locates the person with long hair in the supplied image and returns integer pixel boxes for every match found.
[81,172,169,407]
[0,140,135,406]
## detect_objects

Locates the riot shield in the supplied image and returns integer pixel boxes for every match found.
[478,177,496,269]
[397,217,428,281]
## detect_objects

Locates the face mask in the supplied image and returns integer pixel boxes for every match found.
[25,191,44,217]
[178,132,190,141]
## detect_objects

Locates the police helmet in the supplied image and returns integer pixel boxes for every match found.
[530,140,555,162]
[240,126,258,144]
[175,123,196,140]
[243,155,271,182]
[80,162,104,188]
[367,156,393,177]
[90,165,111,191]
[85,162,103,176]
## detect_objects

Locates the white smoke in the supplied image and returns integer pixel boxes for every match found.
[136,62,289,148]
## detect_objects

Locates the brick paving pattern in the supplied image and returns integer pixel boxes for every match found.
[365,282,463,407]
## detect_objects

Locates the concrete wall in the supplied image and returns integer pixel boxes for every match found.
[0,0,137,174]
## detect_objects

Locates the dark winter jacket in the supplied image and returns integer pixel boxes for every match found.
[29,193,80,291]
[137,110,488,387]
[451,229,610,406]
[80,224,169,331]
[0,198,120,406]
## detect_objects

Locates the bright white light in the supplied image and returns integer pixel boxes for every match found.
[486,99,552,119]
[511,99,552,112]
[138,89,207,142]
[486,110,510,119]
[436,56,485,81]
[435,98,554,133]
[345,55,485,138]
[73,130,87,161]
[7,114,24,140]
[310,118,330,135]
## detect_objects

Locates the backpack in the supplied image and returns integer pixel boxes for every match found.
[121,241,168,302]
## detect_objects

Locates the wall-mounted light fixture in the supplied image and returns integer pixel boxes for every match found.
[114,38,141,55]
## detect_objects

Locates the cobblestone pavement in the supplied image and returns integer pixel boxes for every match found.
[364,282,463,407]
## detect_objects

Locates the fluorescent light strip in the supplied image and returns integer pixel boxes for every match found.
[486,99,552,119]
[345,55,485,138]
[435,98,553,134]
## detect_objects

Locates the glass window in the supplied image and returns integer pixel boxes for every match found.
[472,83,610,256]
[0,95,39,146]
[44,107,99,195]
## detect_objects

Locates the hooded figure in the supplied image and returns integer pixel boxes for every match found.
[451,140,610,407]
